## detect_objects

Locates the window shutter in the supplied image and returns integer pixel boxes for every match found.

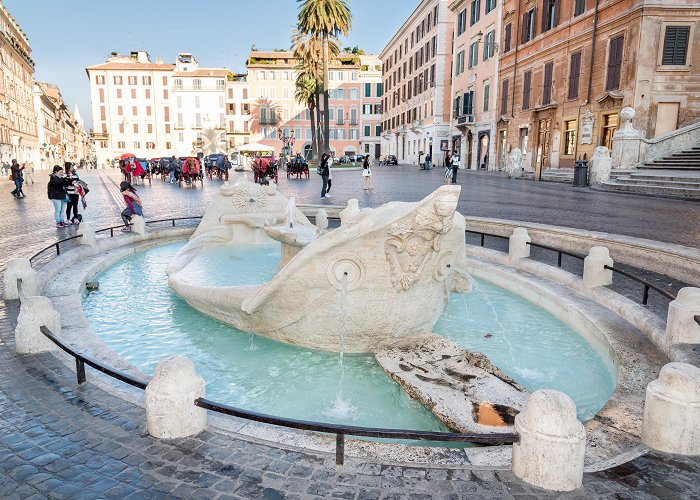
[606,35,624,91]
[501,79,509,115]
[505,24,512,52]
[543,62,553,104]
[523,71,531,110]
[521,13,529,43]
[541,3,549,34]
[463,92,469,115]
[568,52,581,99]
[662,26,690,65]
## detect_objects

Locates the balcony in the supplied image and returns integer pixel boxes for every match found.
[456,115,475,128]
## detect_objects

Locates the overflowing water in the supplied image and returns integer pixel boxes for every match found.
[82,240,615,430]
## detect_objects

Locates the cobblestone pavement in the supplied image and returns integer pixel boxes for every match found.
[1,168,700,499]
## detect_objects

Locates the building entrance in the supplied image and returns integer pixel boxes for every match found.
[535,118,551,180]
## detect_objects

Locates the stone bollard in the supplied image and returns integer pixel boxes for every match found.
[3,258,39,300]
[145,356,207,439]
[583,246,613,289]
[340,199,361,226]
[15,296,60,354]
[641,362,700,455]
[316,208,329,234]
[77,222,98,252]
[131,215,146,236]
[508,227,531,263]
[512,389,586,491]
[666,287,700,346]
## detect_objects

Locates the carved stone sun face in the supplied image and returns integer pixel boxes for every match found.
[232,182,268,212]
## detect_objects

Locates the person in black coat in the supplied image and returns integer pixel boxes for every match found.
[320,153,331,198]
[47,165,71,227]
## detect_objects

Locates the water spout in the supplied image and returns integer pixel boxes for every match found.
[285,197,296,229]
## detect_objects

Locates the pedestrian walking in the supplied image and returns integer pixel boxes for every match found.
[47,165,69,227]
[444,152,452,185]
[362,155,373,190]
[319,153,331,198]
[10,159,25,198]
[168,156,177,183]
[451,153,460,184]
[425,153,431,171]
[65,164,81,225]
[326,163,333,194]
[119,181,143,231]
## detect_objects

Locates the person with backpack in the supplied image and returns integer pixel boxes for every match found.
[47,165,70,227]
[319,153,331,198]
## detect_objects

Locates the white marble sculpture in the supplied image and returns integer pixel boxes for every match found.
[589,146,612,184]
[168,183,471,352]
[506,148,523,178]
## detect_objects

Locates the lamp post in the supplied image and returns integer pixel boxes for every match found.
[278,128,295,159]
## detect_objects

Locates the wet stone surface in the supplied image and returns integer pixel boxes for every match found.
[0,167,699,497]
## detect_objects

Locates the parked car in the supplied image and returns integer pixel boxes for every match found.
[385,155,398,165]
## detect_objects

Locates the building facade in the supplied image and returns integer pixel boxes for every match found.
[225,73,252,150]
[497,0,700,178]
[33,82,59,169]
[449,0,502,171]
[0,3,38,165]
[359,55,383,159]
[380,0,454,166]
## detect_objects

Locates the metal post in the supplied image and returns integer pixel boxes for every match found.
[172,219,176,227]
[55,242,60,256]
[643,285,650,305]
[76,358,86,384]
[480,233,485,247]
[557,252,562,267]
[110,228,114,237]
[335,433,345,465]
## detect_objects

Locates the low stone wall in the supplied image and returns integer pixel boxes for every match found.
[463,216,700,288]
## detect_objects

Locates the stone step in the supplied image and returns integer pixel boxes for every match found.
[613,177,700,189]
[653,157,700,162]
[626,172,700,182]
[601,180,700,199]
[643,163,700,170]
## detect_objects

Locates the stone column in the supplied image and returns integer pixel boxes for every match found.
[583,246,613,289]
[131,215,146,236]
[77,222,98,252]
[641,362,700,455]
[666,287,700,346]
[15,296,60,354]
[512,389,586,491]
[145,356,207,439]
[508,227,531,263]
[3,258,39,300]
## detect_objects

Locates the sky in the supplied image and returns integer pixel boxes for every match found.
[4,0,418,130]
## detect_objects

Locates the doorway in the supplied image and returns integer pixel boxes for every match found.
[601,113,619,151]
[477,131,490,169]
[374,144,381,159]
[535,118,551,181]
[498,130,507,170]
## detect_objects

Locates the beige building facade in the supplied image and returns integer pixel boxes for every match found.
[359,55,383,159]
[380,0,454,166]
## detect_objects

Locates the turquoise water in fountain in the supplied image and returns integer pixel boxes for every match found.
[82,241,615,431]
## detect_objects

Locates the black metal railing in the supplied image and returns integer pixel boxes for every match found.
[37,325,518,465]
[603,265,677,305]
[29,234,83,266]
[465,230,509,248]
[526,242,585,268]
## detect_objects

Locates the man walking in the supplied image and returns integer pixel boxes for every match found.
[168,156,177,183]
[425,153,431,171]
[10,159,24,198]
[320,153,331,198]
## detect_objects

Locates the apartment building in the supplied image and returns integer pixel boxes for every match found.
[0,3,38,165]
[449,0,502,171]
[246,50,367,158]
[33,82,59,168]
[225,73,252,150]
[359,55,383,159]
[380,0,454,166]
[497,0,700,178]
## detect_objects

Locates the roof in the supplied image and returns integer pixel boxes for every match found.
[172,69,230,78]
[37,82,60,101]
[85,62,176,71]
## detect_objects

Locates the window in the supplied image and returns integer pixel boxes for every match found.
[142,76,151,85]
[337,107,344,124]
[350,88,358,100]
[147,124,153,133]
[522,70,532,110]
[456,50,465,75]
[134,141,140,149]
[564,120,577,155]
[128,76,137,85]
[174,78,183,89]
[163,89,168,99]
[216,79,225,89]
[164,107,170,121]
[117,141,125,149]
[365,83,372,97]
[193,79,202,90]
[504,24,512,53]
[145,89,150,99]
[166,142,171,149]
[118,122,124,133]
[376,125,382,136]
[349,129,359,140]
[463,90,474,116]
[483,30,495,60]
[305,127,311,139]
[483,82,490,112]
[258,71,266,80]
[662,26,690,66]
[113,75,123,85]
[146,142,155,150]
[468,42,478,68]
[542,0,558,34]
[543,62,554,105]
[485,0,496,13]
[606,35,624,91]
[163,76,168,85]
[522,8,536,43]
[98,88,104,103]
[96,75,105,85]
[132,106,138,116]
[470,0,480,26]
[195,113,201,128]
[364,125,371,136]
[116,88,122,99]
[146,106,152,116]
[117,105,123,116]
[195,96,200,108]
[457,9,467,36]
[350,108,358,125]
[131,89,136,99]
[568,52,582,99]
[574,0,585,17]
[501,79,509,115]
[133,124,139,133]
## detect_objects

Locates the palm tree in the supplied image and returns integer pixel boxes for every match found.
[297,0,352,154]
[294,72,317,160]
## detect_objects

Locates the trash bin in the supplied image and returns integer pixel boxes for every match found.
[573,160,589,187]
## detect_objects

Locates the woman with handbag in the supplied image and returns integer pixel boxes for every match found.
[362,155,373,190]
[47,165,70,227]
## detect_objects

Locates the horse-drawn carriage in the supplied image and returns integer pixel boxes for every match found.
[204,153,231,181]
[178,157,203,188]
[252,156,278,184]
[119,154,152,185]
[286,154,309,179]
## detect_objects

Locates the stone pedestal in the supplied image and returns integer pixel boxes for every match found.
[666,287,700,346]
[340,199,361,226]
[506,148,523,178]
[509,227,531,263]
[512,389,586,491]
[583,246,613,289]
[145,356,207,439]
[77,222,98,252]
[589,147,612,184]
[131,215,146,235]
[611,107,643,169]
[3,258,39,300]
[642,362,700,455]
[15,296,60,354]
